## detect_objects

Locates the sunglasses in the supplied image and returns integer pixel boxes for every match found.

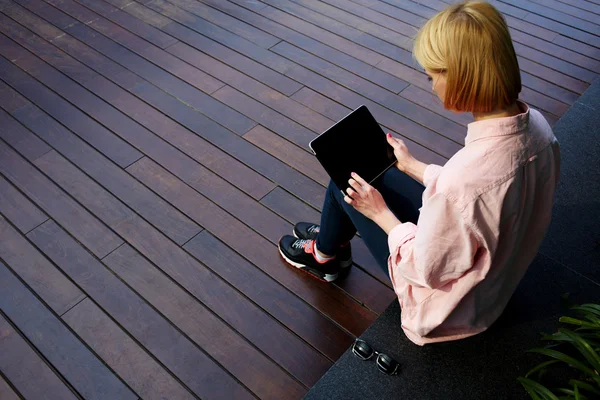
[351,339,400,375]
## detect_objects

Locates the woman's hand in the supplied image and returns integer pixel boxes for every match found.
[386,133,416,172]
[344,173,401,234]
[386,133,429,185]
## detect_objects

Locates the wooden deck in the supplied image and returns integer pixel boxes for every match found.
[0,0,597,398]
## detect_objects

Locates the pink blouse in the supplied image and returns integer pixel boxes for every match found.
[388,102,560,345]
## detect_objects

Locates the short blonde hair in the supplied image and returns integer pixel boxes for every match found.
[413,1,521,113]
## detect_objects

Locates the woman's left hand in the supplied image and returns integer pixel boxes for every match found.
[344,173,389,221]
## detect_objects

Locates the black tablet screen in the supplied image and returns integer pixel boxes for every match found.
[310,105,396,191]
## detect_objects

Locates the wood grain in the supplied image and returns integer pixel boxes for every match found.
[103,244,309,396]
[0,215,83,315]
[0,313,79,400]
[29,220,255,400]
[0,260,136,400]
[0,175,48,234]
[0,139,123,258]
[63,298,197,400]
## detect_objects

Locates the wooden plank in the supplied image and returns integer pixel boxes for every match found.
[552,34,600,62]
[0,261,137,400]
[520,72,580,106]
[244,125,329,186]
[210,83,319,151]
[498,0,600,36]
[100,77,319,230]
[0,108,50,160]
[29,0,261,137]
[200,0,423,91]
[230,0,388,66]
[0,140,123,258]
[0,215,85,316]
[128,157,377,338]
[103,244,309,396]
[372,57,432,92]
[0,175,48,233]
[518,56,589,95]
[335,263,395,314]
[142,0,297,74]
[2,7,296,208]
[115,0,282,49]
[349,0,436,21]
[72,22,258,136]
[75,0,180,49]
[33,151,334,387]
[28,221,256,400]
[288,0,416,44]
[502,2,600,48]
[0,313,78,400]
[180,230,352,357]
[136,0,284,48]
[0,374,19,400]
[121,1,302,96]
[484,0,530,18]
[17,100,202,245]
[519,86,569,117]
[0,57,142,169]
[510,28,600,74]
[259,0,414,57]
[43,0,227,92]
[261,187,321,224]
[62,298,197,400]
[349,236,392,286]
[270,42,465,150]
[513,41,597,84]
[399,85,473,127]
[0,44,205,246]
[128,81,325,207]
[291,87,351,121]
[319,0,427,34]
[1,4,277,200]
[3,5,322,208]
[166,42,333,134]
[70,0,440,166]
[543,0,600,15]
[504,14,558,42]
[170,228,352,362]
[0,67,32,112]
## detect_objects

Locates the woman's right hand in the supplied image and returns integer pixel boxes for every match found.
[386,133,416,172]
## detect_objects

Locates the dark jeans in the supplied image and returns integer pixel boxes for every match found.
[316,168,425,274]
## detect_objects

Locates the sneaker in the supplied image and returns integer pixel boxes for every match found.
[278,236,340,282]
[293,222,353,269]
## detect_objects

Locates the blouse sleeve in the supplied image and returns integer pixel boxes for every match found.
[423,164,443,187]
[387,193,478,289]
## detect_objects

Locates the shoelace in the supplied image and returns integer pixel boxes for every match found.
[291,239,313,253]
[307,225,319,234]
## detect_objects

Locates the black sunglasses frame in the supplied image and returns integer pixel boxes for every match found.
[351,339,399,376]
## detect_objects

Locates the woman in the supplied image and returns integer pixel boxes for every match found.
[278,1,560,345]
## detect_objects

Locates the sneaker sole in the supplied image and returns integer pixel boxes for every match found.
[292,230,353,269]
[279,248,339,283]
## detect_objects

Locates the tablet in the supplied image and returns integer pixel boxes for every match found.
[309,105,396,192]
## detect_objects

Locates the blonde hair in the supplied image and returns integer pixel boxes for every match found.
[413,1,521,113]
